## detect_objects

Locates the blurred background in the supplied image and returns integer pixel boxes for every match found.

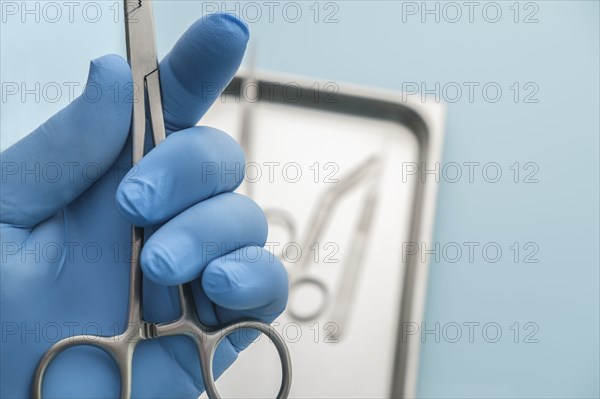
[1,1,599,398]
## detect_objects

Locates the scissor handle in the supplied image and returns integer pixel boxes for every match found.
[287,276,329,322]
[264,208,298,245]
[31,329,140,398]
[154,283,292,399]
[200,321,292,399]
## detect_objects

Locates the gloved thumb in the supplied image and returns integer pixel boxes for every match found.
[0,54,132,229]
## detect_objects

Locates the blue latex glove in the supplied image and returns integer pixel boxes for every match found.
[0,14,288,398]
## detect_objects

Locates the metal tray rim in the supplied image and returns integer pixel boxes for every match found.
[228,69,447,398]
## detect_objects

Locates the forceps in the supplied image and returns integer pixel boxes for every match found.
[32,1,292,398]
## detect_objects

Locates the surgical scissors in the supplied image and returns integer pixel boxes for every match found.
[275,156,383,329]
[31,2,292,398]
[236,68,384,335]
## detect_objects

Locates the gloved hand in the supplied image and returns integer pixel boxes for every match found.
[0,14,288,398]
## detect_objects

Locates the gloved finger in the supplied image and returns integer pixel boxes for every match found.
[0,55,132,228]
[202,246,289,352]
[203,247,288,312]
[116,126,244,227]
[142,277,220,327]
[140,193,267,286]
[160,13,248,132]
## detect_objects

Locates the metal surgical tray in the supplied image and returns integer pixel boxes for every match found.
[200,71,445,398]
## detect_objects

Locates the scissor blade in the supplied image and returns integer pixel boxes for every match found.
[125,0,159,78]
[124,0,165,162]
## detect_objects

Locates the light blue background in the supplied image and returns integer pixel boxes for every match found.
[1,1,598,397]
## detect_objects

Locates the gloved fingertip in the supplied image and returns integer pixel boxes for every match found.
[202,248,288,311]
[167,12,249,81]
[115,177,158,227]
[200,12,250,46]
[88,54,130,82]
[85,54,132,104]
[78,53,133,152]
[141,243,182,286]
[202,261,239,301]
[160,12,249,129]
